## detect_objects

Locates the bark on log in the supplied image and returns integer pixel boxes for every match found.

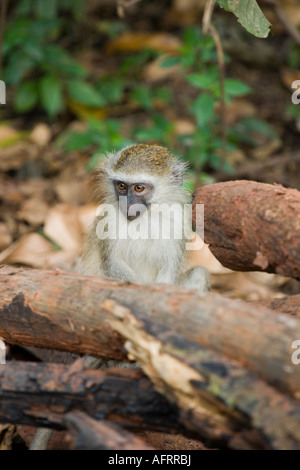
[192,180,300,280]
[64,412,154,450]
[254,294,300,318]
[0,266,299,400]
[101,299,300,450]
[0,360,259,449]
[0,361,180,433]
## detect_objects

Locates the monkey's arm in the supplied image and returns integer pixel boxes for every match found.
[79,225,105,277]
[180,266,210,292]
[108,258,137,283]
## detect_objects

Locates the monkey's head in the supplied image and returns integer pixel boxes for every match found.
[100,144,189,220]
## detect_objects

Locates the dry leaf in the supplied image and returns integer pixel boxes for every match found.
[30,123,52,147]
[211,271,287,301]
[77,204,98,233]
[280,0,300,27]
[187,238,230,274]
[0,233,56,267]
[250,138,282,160]
[219,99,257,126]
[0,141,38,171]
[18,198,49,226]
[280,67,300,89]
[173,119,196,136]
[0,124,19,143]
[0,232,78,269]
[106,32,182,54]
[43,204,84,252]
[0,424,17,450]
[55,179,90,205]
[143,55,181,82]
[0,223,12,251]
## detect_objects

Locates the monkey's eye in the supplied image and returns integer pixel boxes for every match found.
[134,185,145,193]
[117,182,127,191]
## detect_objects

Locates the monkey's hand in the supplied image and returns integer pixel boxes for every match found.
[109,259,137,283]
[180,266,210,292]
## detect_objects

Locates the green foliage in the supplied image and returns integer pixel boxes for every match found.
[4,1,277,175]
[215,0,271,38]
[60,118,135,171]
[158,27,256,170]
[61,25,278,173]
[3,0,102,117]
[228,117,279,147]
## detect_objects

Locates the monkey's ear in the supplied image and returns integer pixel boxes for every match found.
[171,160,188,186]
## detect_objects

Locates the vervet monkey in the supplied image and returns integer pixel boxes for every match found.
[31,145,209,450]
[80,144,210,292]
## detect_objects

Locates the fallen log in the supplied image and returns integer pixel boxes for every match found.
[192,180,300,280]
[0,360,257,449]
[253,294,300,318]
[0,266,299,399]
[0,361,180,434]
[101,299,300,450]
[64,412,154,450]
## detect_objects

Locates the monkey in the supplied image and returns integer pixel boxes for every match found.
[30,145,209,450]
[80,144,210,292]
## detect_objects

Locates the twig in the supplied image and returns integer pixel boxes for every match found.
[117,0,143,18]
[0,0,9,80]
[215,151,300,180]
[264,0,300,46]
[202,0,227,161]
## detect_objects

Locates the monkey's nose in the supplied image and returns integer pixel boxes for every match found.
[127,203,146,220]
[127,212,140,221]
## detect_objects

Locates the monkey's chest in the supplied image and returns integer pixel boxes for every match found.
[115,237,178,283]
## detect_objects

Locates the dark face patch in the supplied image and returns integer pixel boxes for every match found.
[114,144,174,175]
[113,179,153,220]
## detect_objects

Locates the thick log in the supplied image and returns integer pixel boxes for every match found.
[0,266,299,398]
[0,266,299,399]
[101,299,300,450]
[0,361,180,433]
[254,294,300,318]
[0,360,256,449]
[64,412,154,450]
[192,180,300,280]
[0,266,126,360]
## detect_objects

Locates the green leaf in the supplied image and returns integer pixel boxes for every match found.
[39,75,63,118]
[131,85,153,110]
[97,79,124,104]
[160,56,181,68]
[66,131,94,151]
[187,71,218,90]
[182,27,202,47]
[215,0,271,38]
[3,53,34,85]
[35,0,58,19]
[229,117,278,146]
[153,87,172,104]
[224,79,252,98]
[67,80,106,106]
[44,46,87,78]
[87,151,102,172]
[190,93,216,127]
[14,81,38,112]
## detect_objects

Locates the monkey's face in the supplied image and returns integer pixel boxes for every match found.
[113,180,153,220]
